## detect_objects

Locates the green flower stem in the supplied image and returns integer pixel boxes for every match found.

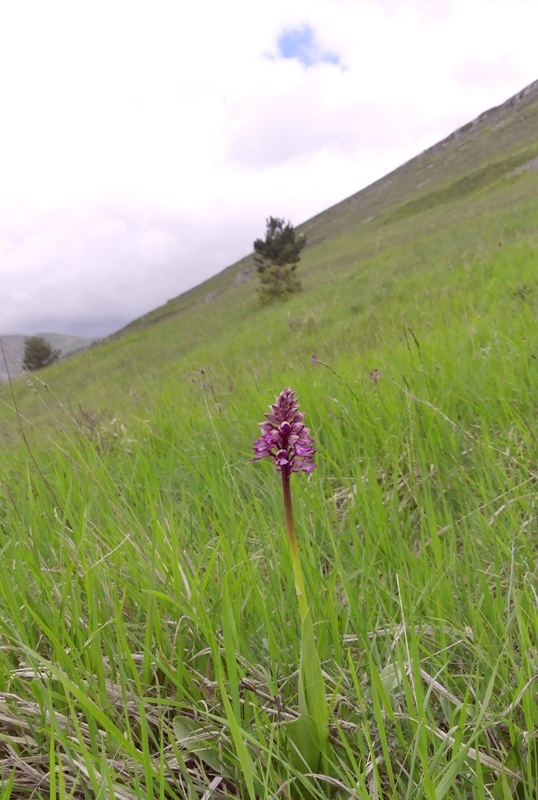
[281,469,309,625]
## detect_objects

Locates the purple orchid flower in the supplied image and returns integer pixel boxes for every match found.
[251,388,316,475]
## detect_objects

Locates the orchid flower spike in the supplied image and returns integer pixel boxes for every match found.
[251,388,316,475]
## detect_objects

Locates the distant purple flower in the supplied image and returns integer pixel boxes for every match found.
[252,388,316,475]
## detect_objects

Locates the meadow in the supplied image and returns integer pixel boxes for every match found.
[1,92,538,798]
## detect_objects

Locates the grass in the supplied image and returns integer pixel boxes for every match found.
[1,86,538,797]
[382,144,538,223]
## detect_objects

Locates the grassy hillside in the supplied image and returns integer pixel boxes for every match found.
[0,82,537,799]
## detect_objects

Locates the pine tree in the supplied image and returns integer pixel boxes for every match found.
[253,217,306,303]
[23,336,61,371]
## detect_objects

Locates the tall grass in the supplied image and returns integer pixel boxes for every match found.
[2,226,538,797]
[1,144,538,796]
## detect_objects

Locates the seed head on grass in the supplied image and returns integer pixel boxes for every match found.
[251,388,316,475]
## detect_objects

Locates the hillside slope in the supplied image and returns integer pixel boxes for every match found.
[116,77,538,335]
[1,81,538,799]
[1,77,537,419]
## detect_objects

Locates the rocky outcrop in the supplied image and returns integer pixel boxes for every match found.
[421,79,538,157]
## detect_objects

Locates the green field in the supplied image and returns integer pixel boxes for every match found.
[1,84,537,798]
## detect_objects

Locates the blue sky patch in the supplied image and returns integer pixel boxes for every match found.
[277,25,340,67]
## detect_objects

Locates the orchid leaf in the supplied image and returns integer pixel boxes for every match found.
[284,713,321,774]
[299,609,329,744]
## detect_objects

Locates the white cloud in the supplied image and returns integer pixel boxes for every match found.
[0,0,537,335]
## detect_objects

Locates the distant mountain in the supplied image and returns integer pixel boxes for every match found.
[0,334,99,382]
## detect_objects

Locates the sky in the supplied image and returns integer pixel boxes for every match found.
[1,0,537,338]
